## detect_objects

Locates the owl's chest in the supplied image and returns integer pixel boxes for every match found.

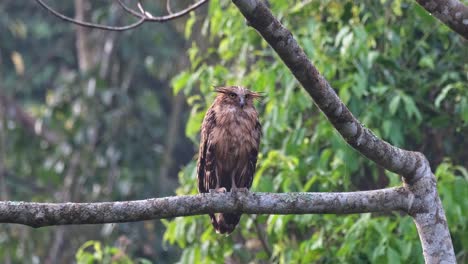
[211,114,255,161]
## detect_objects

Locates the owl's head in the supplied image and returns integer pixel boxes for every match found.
[214,86,262,109]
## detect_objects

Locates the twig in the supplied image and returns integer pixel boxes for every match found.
[117,0,144,18]
[36,0,145,31]
[166,0,173,14]
[137,1,153,18]
[35,0,209,31]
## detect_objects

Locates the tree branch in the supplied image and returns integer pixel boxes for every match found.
[415,0,468,39]
[231,0,456,262]
[166,0,174,14]
[35,0,146,31]
[26,0,460,262]
[0,188,412,228]
[117,0,145,19]
[35,0,209,31]
[232,0,424,183]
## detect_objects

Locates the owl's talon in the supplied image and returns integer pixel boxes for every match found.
[209,188,227,194]
[231,187,249,193]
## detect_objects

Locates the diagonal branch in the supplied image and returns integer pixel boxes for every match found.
[0,188,412,228]
[233,0,425,184]
[231,0,456,262]
[415,0,468,39]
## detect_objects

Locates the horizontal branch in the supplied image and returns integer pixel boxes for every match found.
[0,188,413,228]
[232,0,456,261]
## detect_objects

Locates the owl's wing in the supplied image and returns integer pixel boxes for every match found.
[197,108,217,193]
[239,120,262,189]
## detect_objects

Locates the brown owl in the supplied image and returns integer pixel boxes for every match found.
[197,86,262,234]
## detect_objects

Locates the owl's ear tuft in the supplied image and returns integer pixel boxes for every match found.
[248,91,265,101]
[214,86,231,95]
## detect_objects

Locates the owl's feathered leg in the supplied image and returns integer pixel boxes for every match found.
[231,171,248,192]
[231,187,249,192]
[209,167,227,193]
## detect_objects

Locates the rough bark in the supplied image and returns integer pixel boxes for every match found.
[0,188,412,227]
[231,0,455,262]
[408,168,455,264]
[233,0,423,182]
[415,0,468,39]
[3,0,459,262]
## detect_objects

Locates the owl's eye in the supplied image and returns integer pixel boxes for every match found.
[229,93,237,98]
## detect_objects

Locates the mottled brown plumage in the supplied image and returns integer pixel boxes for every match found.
[197,86,262,234]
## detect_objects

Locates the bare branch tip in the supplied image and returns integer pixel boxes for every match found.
[35,0,209,31]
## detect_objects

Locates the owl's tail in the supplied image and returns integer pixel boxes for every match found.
[209,213,241,234]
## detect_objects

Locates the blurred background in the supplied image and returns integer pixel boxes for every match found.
[0,0,466,263]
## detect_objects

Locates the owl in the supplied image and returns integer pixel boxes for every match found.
[197,86,262,234]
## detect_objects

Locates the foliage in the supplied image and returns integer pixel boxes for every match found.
[0,0,466,263]
[76,240,151,264]
[0,1,191,263]
[163,0,468,263]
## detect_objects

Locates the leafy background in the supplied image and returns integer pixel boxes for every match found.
[0,0,466,263]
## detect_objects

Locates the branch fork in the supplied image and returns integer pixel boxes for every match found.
[18,0,463,262]
[232,0,456,262]
[35,0,209,31]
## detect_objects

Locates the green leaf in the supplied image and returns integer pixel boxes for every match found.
[335,26,350,47]
[418,55,435,69]
[185,109,205,141]
[137,258,154,264]
[413,3,436,23]
[387,247,400,263]
[434,84,454,108]
[389,94,401,115]
[185,13,196,39]
[171,72,190,95]
[402,94,422,121]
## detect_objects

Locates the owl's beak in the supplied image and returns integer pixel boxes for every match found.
[239,96,245,108]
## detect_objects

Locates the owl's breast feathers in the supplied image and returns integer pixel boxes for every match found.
[211,105,260,169]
